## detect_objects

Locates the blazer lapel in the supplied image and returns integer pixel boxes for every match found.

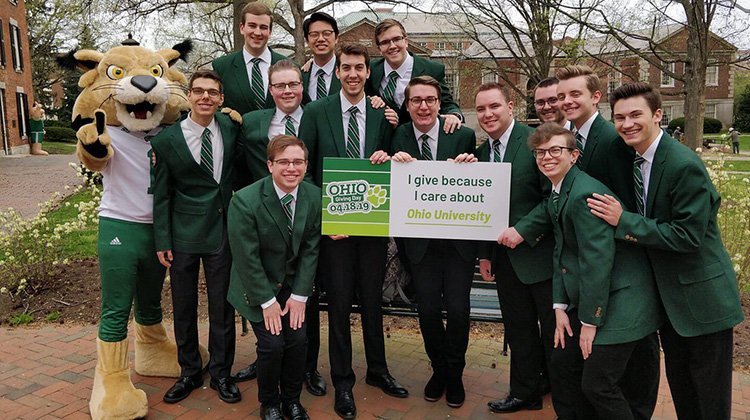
[231,52,255,112]
[370,60,385,94]
[260,109,273,139]
[261,179,292,248]
[364,101,381,157]
[325,96,346,157]
[403,124,421,158]
[171,123,213,181]
[503,123,524,163]
[557,166,580,220]
[217,115,234,184]
[291,185,309,255]
[329,76,341,95]
[580,115,602,169]
[436,118,453,160]
[411,54,426,77]
[645,136,669,218]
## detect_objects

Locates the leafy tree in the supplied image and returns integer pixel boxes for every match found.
[735,85,750,132]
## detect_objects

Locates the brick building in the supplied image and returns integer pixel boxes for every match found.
[0,0,34,156]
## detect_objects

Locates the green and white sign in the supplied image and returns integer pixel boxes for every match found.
[322,158,511,241]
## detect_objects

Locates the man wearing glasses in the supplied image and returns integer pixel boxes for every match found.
[301,12,340,104]
[533,77,569,129]
[151,70,241,405]
[298,43,407,419]
[366,19,463,133]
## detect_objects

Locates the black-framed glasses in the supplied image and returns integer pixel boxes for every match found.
[408,96,439,107]
[376,35,406,47]
[270,81,303,90]
[273,159,307,167]
[190,88,222,98]
[308,30,335,39]
[532,146,575,159]
[534,97,559,107]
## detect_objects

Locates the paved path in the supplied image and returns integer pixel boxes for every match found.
[0,154,81,218]
[1,323,750,419]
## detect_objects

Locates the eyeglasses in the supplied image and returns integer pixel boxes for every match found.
[270,81,303,90]
[308,30,335,39]
[532,146,575,159]
[273,159,307,167]
[534,97,558,107]
[190,88,222,98]
[408,96,439,107]
[376,35,406,47]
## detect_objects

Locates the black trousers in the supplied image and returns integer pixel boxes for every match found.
[660,322,734,420]
[321,236,388,391]
[550,310,659,420]
[170,235,235,379]
[304,278,320,373]
[251,288,307,406]
[410,240,474,377]
[494,248,555,400]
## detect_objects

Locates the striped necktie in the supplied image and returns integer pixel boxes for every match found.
[284,115,296,136]
[250,57,265,110]
[315,68,327,100]
[381,71,399,105]
[281,193,293,233]
[200,128,213,175]
[551,190,560,214]
[346,106,360,158]
[420,134,433,160]
[492,140,503,162]
[634,155,646,216]
[575,132,584,156]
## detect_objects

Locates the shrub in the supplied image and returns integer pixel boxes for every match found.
[668,117,723,134]
[44,126,77,144]
[9,312,33,326]
[45,119,72,129]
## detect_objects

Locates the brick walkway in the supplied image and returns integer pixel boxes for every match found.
[1,323,750,419]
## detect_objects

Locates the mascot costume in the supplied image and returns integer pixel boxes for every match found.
[57,35,209,419]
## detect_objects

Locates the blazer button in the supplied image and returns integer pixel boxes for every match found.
[276,283,282,288]
[218,208,223,214]
[561,267,567,274]
[624,234,631,240]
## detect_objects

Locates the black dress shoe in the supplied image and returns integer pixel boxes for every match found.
[303,370,326,396]
[445,376,465,408]
[488,396,543,413]
[260,404,284,420]
[282,401,310,420]
[232,362,257,382]
[334,390,357,419]
[365,373,409,398]
[424,372,445,402]
[210,377,241,403]
[163,374,203,404]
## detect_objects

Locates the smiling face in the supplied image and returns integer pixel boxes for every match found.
[407,84,440,133]
[240,13,272,56]
[270,69,303,114]
[306,20,338,62]
[475,88,514,140]
[534,84,565,124]
[557,75,601,128]
[267,145,307,193]
[336,52,369,103]
[376,25,409,68]
[535,134,579,186]
[187,77,223,122]
[613,96,662,155]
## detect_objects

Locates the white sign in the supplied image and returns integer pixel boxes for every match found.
[389,160,511,241]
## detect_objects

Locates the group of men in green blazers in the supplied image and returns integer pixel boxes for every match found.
[148,0,743,417]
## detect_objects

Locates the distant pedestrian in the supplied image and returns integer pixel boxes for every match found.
[729,127,740,154]
[672,126,682,142]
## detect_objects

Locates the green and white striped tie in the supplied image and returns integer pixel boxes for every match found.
[250,57,265,110]
[634,155,646,216]
[284,115,296,136]
[316,69,328,100]
[420,134,433,161]
[281,193,293,233]
[492,140,503,162]
[346,106,361,158]
[381,71,399,105]
[200,128,213,175]
[575,132,584,164]
[551,190,560,214]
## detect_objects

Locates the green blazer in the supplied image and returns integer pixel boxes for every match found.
[476,122,553,284]
[151,112,238,254]
[391,118,477,264]
[298,94,394,187]
[549,166,662,345]
[236,108,275,189]
[227,177,322,323]
[212,48,287,115]
[616,134,743,337]
[366,54,461,125]
[579,114,636,212]
[301,65,341,104]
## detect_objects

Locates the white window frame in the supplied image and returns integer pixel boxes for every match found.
[482,71,498,84]
[661,62,675,87]
[705,65,719,86]
[661,105,672,126]
[704,103,717,119]
[434,41,445,51]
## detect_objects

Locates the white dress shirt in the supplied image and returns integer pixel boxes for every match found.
[380,54,415,107]
[269,106,304,139]
[340,91,367,158]
[180,113,224,182]
[489,120,515,162]
[308,56,336,101]
[572,112,599,151]
[637,130,663,213]
[243,47,272,96]
[413,119,441,160]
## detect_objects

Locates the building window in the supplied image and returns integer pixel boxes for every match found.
[9,22,23,71]
[0,88,7,154]
[482,71,498,84]
[705,65,718,86]
[608,71,620,94]
[445,71,457,96]
[0,19,5,67]
[661,105,672,126]
[704,103,717,119]
[434,42,445,51]
[16,92,28,139]
[417,42,427,48]
[661,62,675,87]
[450,42,461,51]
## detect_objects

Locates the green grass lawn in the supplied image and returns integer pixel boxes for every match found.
[42,141,76,155]
[704,133,750,152]
[720,160,750,172]
[45,189,98,259]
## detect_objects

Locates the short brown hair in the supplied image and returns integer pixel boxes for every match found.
[268,59,301,82]
[534,77,559,91]
[189,69,223,91]
[374,19,406,43]
[405,75,441,102]
[528,122,576,150]
[335,43,370,69]
[609,82,662,114]
[476,82,511,103]
[267,135,308,161]
[555,65,600,94]
[241,1,273,28]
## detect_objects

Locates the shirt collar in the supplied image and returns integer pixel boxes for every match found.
[274,106,304,124]
[639,130,663,164]
[185,112,217,134]
[243,47,271,65]
[413,118,440,142]
[575,111,599,140]
[272,181,299,202]
[384,53,414,78]
[311,55,336,75]
[492,119,515,147]
[339,91,366,115]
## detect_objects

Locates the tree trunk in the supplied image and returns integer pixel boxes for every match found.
[233,0,245,51]
[681,0,709,151]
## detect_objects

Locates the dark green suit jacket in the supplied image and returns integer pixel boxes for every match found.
[151,112,238,254]
[476,122,553,284]
[549,166,662,345]
[366,54,461,125]
[227,177,322,323]
[212,48,287,115]
[298,94,393,187]
[615,134,743,337]
[391,118,477,264]
[301,65,341,105]
[236,108,276,189]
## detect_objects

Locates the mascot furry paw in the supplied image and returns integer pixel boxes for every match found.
[57,35,208,420]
